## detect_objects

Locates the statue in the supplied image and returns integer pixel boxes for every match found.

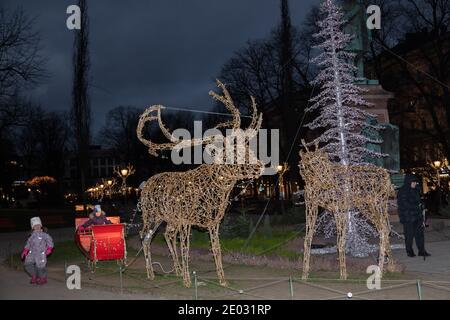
[342,0,378,84]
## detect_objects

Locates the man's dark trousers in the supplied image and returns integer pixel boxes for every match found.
[403,220,425,254]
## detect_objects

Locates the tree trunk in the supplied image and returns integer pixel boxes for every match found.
[72,0,91,214]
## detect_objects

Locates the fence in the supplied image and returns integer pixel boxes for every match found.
[4,236,450,300]
[58,261,450,300]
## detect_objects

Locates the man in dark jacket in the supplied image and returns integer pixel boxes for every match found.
[397,174,430,257]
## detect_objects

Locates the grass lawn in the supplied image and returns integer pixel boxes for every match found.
[5,227,302,269]
[152,228,303,259]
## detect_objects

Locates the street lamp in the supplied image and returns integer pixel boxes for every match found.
[276,162,289,200]
[433,160,443,187]
[114,164,135,199]
[274,163,289,215]
[106,179,114,198]
[101,178,116,199]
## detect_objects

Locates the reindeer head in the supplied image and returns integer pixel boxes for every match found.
[299,141,336,189]
[137,80,264,180]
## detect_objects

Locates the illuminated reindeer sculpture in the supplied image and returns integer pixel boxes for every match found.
[137,80,263,287]
[299,142,395,280]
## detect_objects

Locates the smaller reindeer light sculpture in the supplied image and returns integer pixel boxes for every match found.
[299,141,395,280]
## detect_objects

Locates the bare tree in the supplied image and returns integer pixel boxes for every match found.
[100,105,199,184]
[17,106,69,180]
[0,6,45,150]
[218,1,320,171]
[0,92,27,139]
[99,106,146,164]
[71,0,91,211]
[0,5,46,203]
[0,7,45,103]
[218,10,317,112]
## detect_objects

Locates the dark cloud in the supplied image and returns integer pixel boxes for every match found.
[3,0,319,137]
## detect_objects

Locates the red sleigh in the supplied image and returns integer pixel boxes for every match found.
[75,217,127,271]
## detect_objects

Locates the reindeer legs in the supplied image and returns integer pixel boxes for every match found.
[335,212,348,280]
[209,224,227,286]
[377,205,395,274]
[179,224,192,287]
[164,225,182,276]
[142,220,162,280]
[302,198,319,280]
[377,223,388,275]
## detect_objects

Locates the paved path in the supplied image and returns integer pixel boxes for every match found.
[393,240,450,277]
[0,266,159,300]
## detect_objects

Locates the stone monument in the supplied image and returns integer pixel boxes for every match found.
[342,0,400,173]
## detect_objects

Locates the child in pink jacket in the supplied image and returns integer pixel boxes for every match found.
[21,217,54,285]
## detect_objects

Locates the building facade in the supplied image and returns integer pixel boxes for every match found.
[371,31,450,191]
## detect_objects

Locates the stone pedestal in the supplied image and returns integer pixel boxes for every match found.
[359,83,394,123]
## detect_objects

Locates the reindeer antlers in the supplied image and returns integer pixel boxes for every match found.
[300,139,321,153]
[137,79,262,157]
[209,79,241,130]
[300,139,309,152]
[137,105,183,156]
[209,80,262,132]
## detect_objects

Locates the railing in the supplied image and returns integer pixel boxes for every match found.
[58,261,450,300]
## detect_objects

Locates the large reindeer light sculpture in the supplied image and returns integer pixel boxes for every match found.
[137,80,263,287]
[299,142,395,280]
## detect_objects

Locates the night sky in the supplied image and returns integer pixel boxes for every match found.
[3,0,319,138]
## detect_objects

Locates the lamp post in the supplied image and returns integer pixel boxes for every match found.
[276,163,289,215]
[433,160,442,187]
[107,179,114,199]
[102,178,115,199]
[277,163,289,200]
[114,165,135,205]
[100,183,107,201]
[114,165,135,194]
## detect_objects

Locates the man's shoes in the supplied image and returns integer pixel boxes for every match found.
[30,276,37,284]
[407,252,416,257]
[418,252,431,257]
[36,277,47,285]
